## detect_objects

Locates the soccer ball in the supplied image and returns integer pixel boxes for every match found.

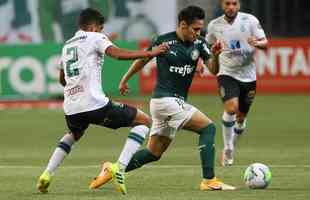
[244,163,272,189]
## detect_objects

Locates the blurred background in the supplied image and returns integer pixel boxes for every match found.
[0,0,309,102]
[1,2,310,199]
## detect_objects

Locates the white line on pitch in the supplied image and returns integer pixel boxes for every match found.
[0,164,310,169]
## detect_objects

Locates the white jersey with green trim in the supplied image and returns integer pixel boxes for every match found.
[206,12,266,82]
[60,30,113,115]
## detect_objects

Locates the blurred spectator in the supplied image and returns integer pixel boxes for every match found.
[38,0,111,42]
[0,0,39,43]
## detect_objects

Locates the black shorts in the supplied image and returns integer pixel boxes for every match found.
[217,75,256,114]
[65,101,137,135]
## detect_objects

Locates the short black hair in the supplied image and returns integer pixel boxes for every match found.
[178,5,205,25]
[78,8,105,28]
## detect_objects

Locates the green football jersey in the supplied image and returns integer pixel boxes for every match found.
[150,32,211,100]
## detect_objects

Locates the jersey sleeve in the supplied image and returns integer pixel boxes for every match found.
[200,39,211,61]
[206,22,216,45]
[250,15,266,39]
[94,33,114,54]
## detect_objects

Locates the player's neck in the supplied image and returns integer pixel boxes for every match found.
[176,28,186,42]
[224,13,238,24]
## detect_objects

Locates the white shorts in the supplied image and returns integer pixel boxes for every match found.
[149,97,198,139]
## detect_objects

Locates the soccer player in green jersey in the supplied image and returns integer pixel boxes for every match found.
[90,5,236,193]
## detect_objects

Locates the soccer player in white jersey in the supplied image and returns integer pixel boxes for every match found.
[36,8,168,194]
[206,0,268,166]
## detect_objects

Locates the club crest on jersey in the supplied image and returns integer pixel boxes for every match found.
[191,49,200,61]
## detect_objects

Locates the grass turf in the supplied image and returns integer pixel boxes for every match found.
[0,95,309,200]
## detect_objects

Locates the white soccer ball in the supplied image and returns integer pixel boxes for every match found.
[244,163,272,189]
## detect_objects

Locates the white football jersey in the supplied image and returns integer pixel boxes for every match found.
[206,12,266,82]
[60,30,113,115]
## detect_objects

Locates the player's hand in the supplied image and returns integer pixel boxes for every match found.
[149,43,169,57]
[248,36,259,47]
[119,80,130,96]
[196,58,207,77]
[211,40,223,56]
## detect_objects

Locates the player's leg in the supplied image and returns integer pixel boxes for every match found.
[217,75,240,166]
[91,124,171,193]
[182,109,235,191]
[233,81,256,146]
[90,102,150,193]
[37,114,88,193]
[117,109,151,171]
[125,97,178,172]
[125,134,171,172]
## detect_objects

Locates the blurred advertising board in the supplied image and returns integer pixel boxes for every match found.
[140,38,310,94]
[0,41,139,100]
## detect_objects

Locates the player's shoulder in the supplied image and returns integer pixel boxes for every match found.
[238,12,259,22]
[84,31,109,41]
[208,15,225,28]
[64,30,107,45]
[154,31,178,44]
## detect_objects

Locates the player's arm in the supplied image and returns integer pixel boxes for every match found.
[203,23,221,75]
[248,37,268,50]
[119,58,151,95]
[106,44,168,60]
[207,56,220,75]
[248,16,268,50]
[198,34,221,76]
[59,68,66,87]
[196,53,219,76]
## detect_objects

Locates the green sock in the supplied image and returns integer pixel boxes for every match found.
[198,123,216,179]
[125,149,160,172]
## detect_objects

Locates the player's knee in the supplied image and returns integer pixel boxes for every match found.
[225,105,238,114]
[134,110,152,128]
[224,101,239,114]
[144,115,152,127]
[147,149,162,161]
[71,132,83,141]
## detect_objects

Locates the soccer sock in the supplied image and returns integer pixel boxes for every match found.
[233,118,247,146]
[45,133,75,175]
[125,149,160,172]
[222,111,236,151]
[117,125,148,171]
[198,123,216,179]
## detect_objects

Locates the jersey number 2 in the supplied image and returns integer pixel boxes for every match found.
[66,46,79,77]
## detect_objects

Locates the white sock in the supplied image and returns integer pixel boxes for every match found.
[222,112,236,151]
[118,125,148,170]
[233,118,247,146]
[45,133,75,175]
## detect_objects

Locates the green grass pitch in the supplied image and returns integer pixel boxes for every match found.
[0,95,309,200]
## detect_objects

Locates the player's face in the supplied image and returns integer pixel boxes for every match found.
[87,23,104,33]
[184,20,204,42]
[222,0,240,19]
[94,24,104,32]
